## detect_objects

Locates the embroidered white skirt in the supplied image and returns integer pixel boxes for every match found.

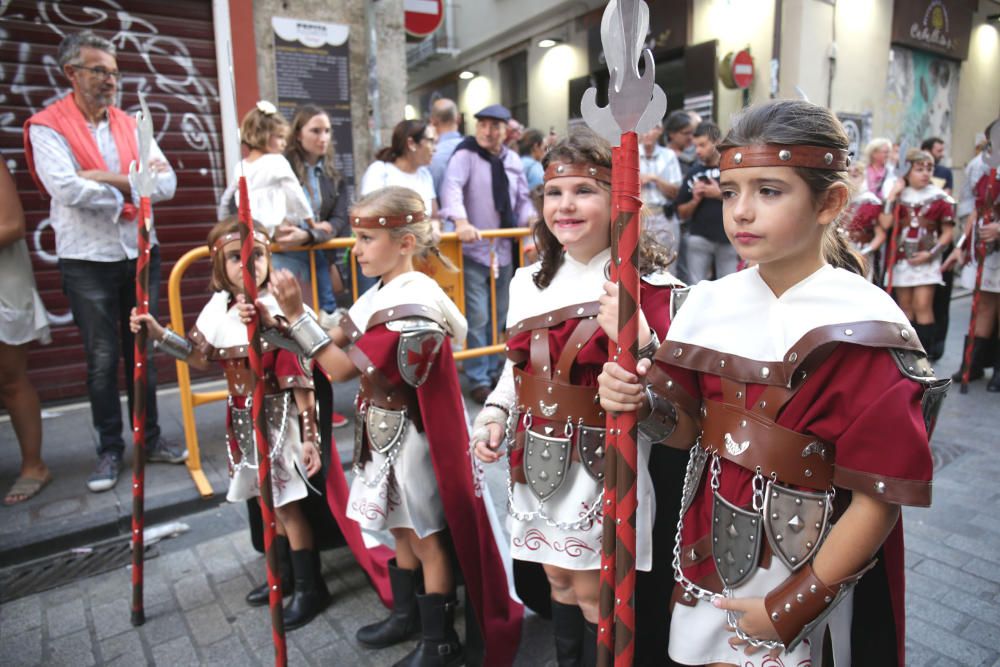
[888,257,944,287]
[347,425,446,539]
[508,437,654,572]
[960,251,1000,294]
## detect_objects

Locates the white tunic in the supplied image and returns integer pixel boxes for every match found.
[345,272,467,539]
[502,250,674,571]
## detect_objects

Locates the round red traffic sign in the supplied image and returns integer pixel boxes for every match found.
[405,0,444,38]
[732,49,754,89]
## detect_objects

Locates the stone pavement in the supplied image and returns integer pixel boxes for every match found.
[1,294,999,665]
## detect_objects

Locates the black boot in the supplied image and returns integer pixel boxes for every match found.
[393,593,463,667]
[580,620,598,667]
[988,343,1000,392]
[913,323,936,356]
[356,559,421,648]
[246,535,292,606]
[952,336,992,382]
[283,548,331,630]
[552,600,585,666]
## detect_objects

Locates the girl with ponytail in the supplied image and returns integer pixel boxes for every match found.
[598,100,943,667]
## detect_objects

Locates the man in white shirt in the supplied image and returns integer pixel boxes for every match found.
[639,121,683,251]
[24,31,185,492]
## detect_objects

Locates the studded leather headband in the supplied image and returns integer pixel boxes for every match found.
[543,161,612,184]
[211,230,270,255]
[719,144,851,171]
[350,210,426,229]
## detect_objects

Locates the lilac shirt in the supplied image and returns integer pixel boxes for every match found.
[438,144,534,267]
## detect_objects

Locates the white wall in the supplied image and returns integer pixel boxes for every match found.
[691,0,775,130]
[952,6,1000,179]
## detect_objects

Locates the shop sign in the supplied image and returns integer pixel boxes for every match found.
[891,0,974,61]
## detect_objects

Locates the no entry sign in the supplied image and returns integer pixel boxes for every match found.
[405,0,444,38]
[732,49,754,89]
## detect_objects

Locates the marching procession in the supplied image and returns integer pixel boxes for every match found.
[2,0,999,666]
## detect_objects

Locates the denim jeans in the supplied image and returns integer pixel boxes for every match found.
[272,250,336,313]
[462,258,513,388]
[683,233,740,284]
[60,247,163,458]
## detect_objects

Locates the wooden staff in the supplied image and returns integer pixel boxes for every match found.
[581,2,666,664]
[884,202,902,294]
[961,168,997,393]
[238,179,287,666]
[130,96,155,627]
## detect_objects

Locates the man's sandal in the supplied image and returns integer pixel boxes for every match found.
[3,475,52,506]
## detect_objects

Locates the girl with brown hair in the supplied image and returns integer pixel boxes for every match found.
[471,129,682,666]
[599,100,943,666]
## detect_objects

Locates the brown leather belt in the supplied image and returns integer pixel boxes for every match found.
[513,367,605,425]
[700,398,833,491]
[348,345,423,432]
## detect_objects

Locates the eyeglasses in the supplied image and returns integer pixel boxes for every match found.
[72,65,121,80]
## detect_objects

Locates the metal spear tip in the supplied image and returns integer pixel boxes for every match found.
[133,90,156,201]
[580,0,666,145]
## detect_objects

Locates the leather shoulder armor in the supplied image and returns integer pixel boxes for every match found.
[889,347,951,436]
[395,318,446,388]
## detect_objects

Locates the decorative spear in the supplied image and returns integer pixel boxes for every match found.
[581,2,666,664]
[226,48,287,665]
[129,92,155,627]
[960,120,1000,393]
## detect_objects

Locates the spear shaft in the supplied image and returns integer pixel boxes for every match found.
[130,195,152,627]
[238,179,287,666]
[960,168,997,394]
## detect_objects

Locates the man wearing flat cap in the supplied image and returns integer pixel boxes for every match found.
[440,104,535,403]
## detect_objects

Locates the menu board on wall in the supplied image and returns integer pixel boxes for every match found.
[272,17,355,199]
[891,0,974,61]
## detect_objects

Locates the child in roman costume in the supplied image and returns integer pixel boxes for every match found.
[269,185,522,667]
[130,218,330,629]
[598,100,947,667]
[881,148,956,351]
[471,130,683,666]
[839,161,886,282]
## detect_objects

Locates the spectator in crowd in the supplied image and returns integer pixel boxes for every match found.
[922,136,954,193]
[678,110,702,168]
[280,105,349,312]
[674,121,736,283]
[439,104,534,403]
[663,110,696,281]
[639,120,682,253]
[505,118,524,152]
[864,137,894,196]
[429,98,463,195]
[518,128,546,189]
[0,159,51,505]
[23,31,186,493]
[360,119,440,293]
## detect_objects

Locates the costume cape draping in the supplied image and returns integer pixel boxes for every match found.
[24,93,139,220]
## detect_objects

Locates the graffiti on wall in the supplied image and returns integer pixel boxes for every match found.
[883,46,960,158]
[0,0,224,325]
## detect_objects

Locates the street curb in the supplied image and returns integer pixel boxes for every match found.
[0,487,225,569]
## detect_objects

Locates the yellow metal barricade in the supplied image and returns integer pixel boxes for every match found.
[168,228,533,497]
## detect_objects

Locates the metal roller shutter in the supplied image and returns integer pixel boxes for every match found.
[1,0,224,401]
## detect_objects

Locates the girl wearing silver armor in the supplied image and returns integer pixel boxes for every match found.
[471,130,681,666]
[599,101,942,667]
[130,218,329,630]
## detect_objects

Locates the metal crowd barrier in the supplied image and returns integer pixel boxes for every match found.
[167,228,533,497]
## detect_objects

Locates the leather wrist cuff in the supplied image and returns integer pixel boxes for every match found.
[287,313,331,358]
[154,328,193,361]
[637,384,677,443]
[764,561,874,650]
[298,410,318,445]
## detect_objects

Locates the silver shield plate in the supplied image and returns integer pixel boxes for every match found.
[711,492,762,589]
[365,405,408,454]
[680,446,709,516]
[397,325,445,388]
[524,428,572,502]
[763,481,829,571]
[229,403,257,467]
[577,425,606,481]
[353,403,366,466]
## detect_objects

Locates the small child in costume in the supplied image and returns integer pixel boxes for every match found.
[881,148,957,351]
[130,218,330,630]
[599,100,947,667]
[264,186,523,666]
[217,101,327,239]
[838,161,886,282]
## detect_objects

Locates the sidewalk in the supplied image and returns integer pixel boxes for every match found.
[1,296,1000,665]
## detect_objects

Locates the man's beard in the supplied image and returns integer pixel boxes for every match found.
[84,87,116,109]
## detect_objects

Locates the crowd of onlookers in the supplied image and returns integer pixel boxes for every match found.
[2,29,994,507]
